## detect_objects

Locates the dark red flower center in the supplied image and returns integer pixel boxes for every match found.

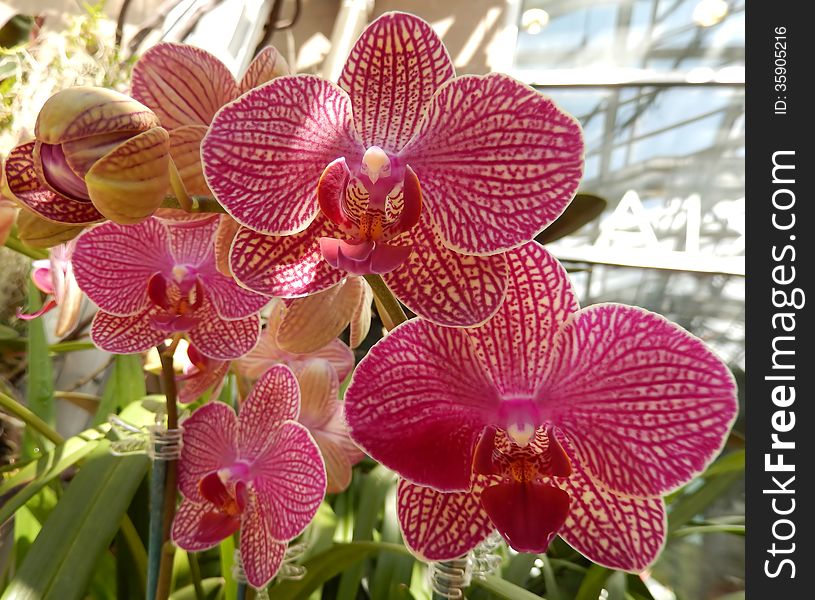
[474,425,573,554]
[316,147,422,275]
[147,267,204,331]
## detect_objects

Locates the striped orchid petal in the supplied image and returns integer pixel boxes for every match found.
[187,301,260,360]
[202,75,363,234]
[345,318,501,491]
[541,304,738,497]
[235,301,355,381]
[168,125,211,195]
[177,354,229,405]
[557,461,666,573]
[4,142,103,225]
[131,42,239,129]
[251,421,326,540]
[383,217,508,327]
[276,276,369,354]
[239,46,290,92]
[338,11,454,153]
[238,365,301,459]
[177,401,239,500]
[297,360,363,493]
[73,218,173,315]
[401,73,584,255]
[465,241,578,396]
[239,502,288,589]
[90,308,166,354]
[397,478,494,561]
[230,217,345,297]
[172,499,241,551]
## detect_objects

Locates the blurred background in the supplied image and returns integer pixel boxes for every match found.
[0,1,745,598]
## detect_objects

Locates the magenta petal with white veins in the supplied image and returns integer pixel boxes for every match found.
[230,217,346,297]
[345,319,501,491]
[465,242,578,396]
[383,217,508,327]
[397,478,494,561]
[73,218,173,315]
[187,300,260,360]
[202,75,363,235]
[557,462,666,573]
[401,73,584,255]
[251,421,327,541]
[239,499,288,588]
[338,12,454,153]
[177,401,239,500]
[238,365,301,459]
[540,303,738,497]
[172,500,239,552]
[90,309,166,354]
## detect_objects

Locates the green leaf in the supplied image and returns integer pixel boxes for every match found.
[574,565,612,600]
[536,193,607,244]
[1,443,149,600]
[0,429,105,524]
[219,535,237,600]
[272,542,411,600]
[472,574,547,600]
[626,573,657,600]
[667,471,742,534]
[337,466,396,600]
[370,487,415,600]
[23,278,54,458]
[540,556,562,600]
[169,577,224,600]
[503,553,537,586]
[13,505,41,568]
[93,354,147,426]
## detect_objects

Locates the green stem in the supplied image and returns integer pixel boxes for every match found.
[0,390,64,446]
[188,552,206,600]
[363,274,408,328]
[120,514,148,595]
[161,195,226,214]
[3,234,49,259]
[49,340,96,353]
[155,346,180,600]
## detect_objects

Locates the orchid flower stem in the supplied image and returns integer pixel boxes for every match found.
[188,552,206,600]
[3,234,49,260]
[154,346,180,600]
[0,390,64,446]
[363,274,408,328]
[146,456,166,600]
[161,195,226,214]
[168,159,193,212]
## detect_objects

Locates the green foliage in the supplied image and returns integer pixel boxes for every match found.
[1,443,149,600]
[22,279,53,458]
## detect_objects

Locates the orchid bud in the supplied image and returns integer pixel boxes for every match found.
[16,207,84,247]
[32,87,171,224]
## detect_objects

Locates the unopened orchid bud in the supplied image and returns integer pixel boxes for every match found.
[16,207,84,247]
[5,87,171,226]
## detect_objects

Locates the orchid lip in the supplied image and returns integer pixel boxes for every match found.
[38,142,91,201]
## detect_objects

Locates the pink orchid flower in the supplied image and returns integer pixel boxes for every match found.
[17,241,82,337]
[71,216,268,359]
[295,360,364,494]
[344,242,738,571]
[235,300,354,381]
[177,342,230,405]
[202,12,584,327]
[172,365,326,589]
